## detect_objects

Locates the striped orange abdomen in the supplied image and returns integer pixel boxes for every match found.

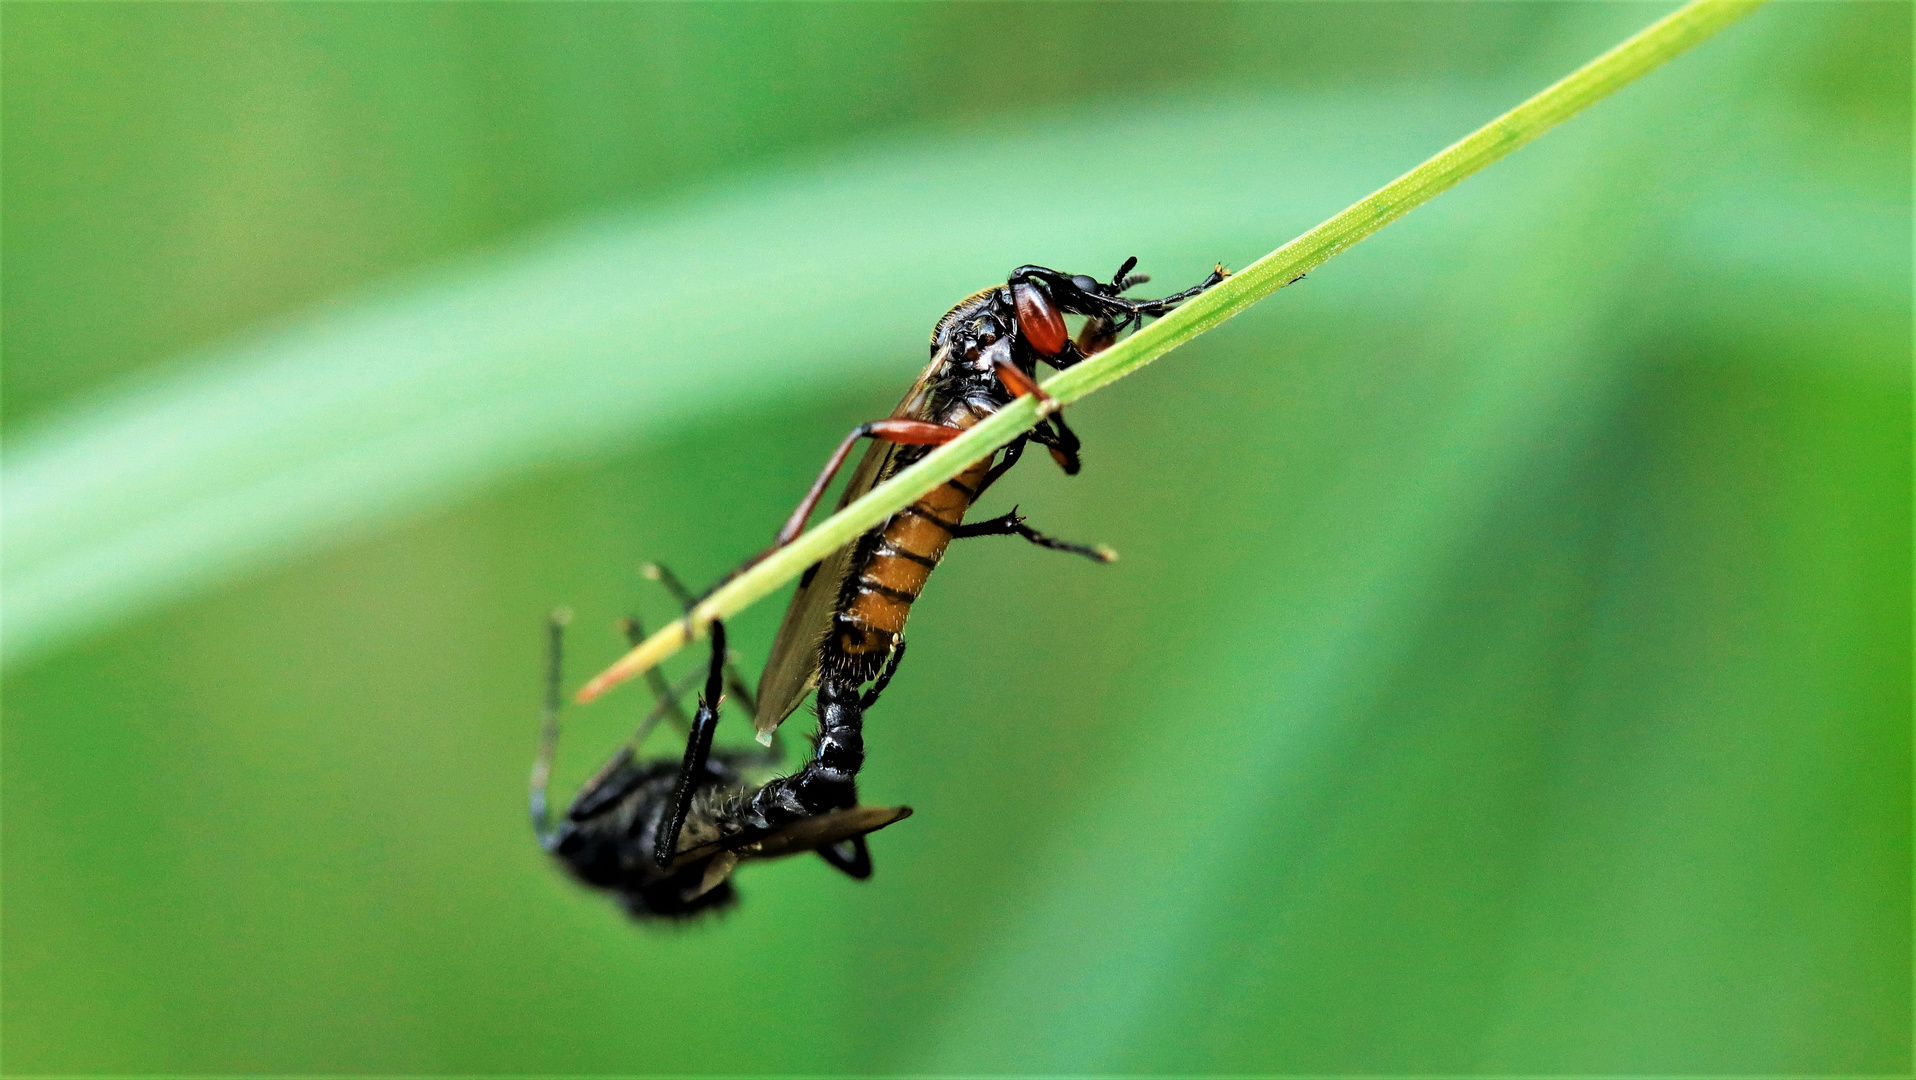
[833,455,992,666]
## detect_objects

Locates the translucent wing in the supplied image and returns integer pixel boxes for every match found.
[751,353,944,736]
[665,804,914,870]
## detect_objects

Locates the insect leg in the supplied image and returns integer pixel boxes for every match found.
[1127,263,1230,317]
[645,563,760,718]
[953,507,1114,563]
[771,419,966,549]
[817,835,875,880]
[624,665,707,752]
[646,562,779,765]
[993,362,1081,475]
[991,360,1057,415]
[617,612,692,741]
[530,609,570,850]
[1013,261,1225,324]
[655,620,729,868]
[1029,414,1082,475]
[1071,259,1150,360]
[859,638,908,711]
[1029,263,1220,372]
[972,434,1028,501]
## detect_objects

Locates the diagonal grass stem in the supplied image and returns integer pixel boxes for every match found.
[575,0,1766,704]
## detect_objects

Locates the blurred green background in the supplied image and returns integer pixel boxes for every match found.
[3,2,1908,1074]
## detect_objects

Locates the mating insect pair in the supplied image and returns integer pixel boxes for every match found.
[533,258,1226,919]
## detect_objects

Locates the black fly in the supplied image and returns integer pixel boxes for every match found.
[531,574,908,920]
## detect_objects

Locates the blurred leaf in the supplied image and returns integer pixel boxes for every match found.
[2,85,1511,666]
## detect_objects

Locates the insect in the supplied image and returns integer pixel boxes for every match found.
[743,258,1229,742]
[531,580,909,920]
[537,258,1225,918]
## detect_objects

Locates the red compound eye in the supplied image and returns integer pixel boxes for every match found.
[1013,282,1068,357]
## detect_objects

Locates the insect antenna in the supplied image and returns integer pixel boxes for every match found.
[529,608,571,850]
[1108,255,1148,294]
